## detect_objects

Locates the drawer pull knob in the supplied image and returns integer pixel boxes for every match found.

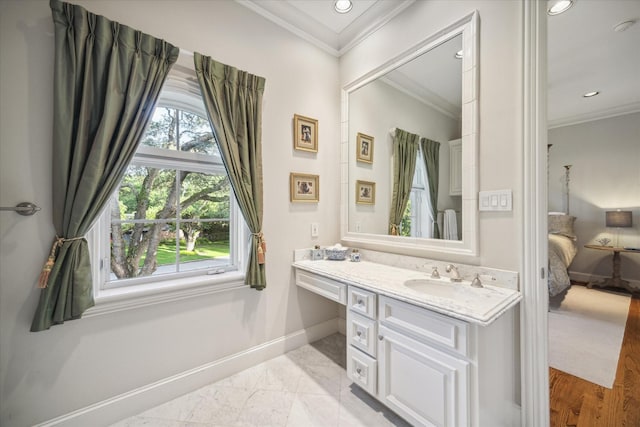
[378,335,383,341]
[356,331,362,337]
[357,299,364,305]
[356,368,362,375]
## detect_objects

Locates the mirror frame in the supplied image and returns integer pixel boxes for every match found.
[341,11,479,258]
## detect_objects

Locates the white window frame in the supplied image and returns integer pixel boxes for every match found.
[85,51,248,317]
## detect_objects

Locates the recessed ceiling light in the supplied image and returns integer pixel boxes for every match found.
[334,0,353,14]
[454,50,463,59]
[547,0,573,16]
[583,91,599,98]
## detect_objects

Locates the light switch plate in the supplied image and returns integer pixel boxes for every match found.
[479,190,512,211]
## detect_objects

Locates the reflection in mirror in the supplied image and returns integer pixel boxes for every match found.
[348,35,462,240]
[341,11,478,257]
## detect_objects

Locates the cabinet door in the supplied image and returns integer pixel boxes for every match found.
[378,326,469,427]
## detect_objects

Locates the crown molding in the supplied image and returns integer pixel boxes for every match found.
[548,102,640,129]
[236,0,415,57]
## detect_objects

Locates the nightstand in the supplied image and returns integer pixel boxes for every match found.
[584,245,639,293]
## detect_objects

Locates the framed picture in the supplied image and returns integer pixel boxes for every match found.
[356,132,374,163]
[355,180,375,205]
[290,172,319,202]
[293,114,318,153]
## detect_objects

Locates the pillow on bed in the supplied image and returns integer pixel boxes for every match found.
[548,214,577,240]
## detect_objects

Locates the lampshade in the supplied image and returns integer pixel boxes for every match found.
[605,211,632,228]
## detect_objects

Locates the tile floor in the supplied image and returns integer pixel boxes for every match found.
[110,333,410,427]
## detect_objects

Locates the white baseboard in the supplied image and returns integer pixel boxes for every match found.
[569,270,640,290]
[35,318,340,427]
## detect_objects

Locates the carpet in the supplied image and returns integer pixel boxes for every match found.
[548,285,631,388]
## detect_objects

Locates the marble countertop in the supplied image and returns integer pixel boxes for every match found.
[293,259,521,326]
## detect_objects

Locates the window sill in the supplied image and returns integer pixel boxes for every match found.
[84,271,246,318]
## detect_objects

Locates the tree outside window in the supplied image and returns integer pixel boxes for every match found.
[109,107,233,281]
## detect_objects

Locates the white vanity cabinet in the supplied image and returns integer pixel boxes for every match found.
[344,286,518,427]
[293,261,521,427]
[448,138,462,196]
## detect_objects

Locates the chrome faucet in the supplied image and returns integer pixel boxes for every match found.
[431,266,440,279]
[445,264,463,282]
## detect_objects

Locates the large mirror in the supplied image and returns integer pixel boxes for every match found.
[341,12,479,258]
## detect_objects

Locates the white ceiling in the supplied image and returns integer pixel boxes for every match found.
[547,0,640,127]
[239,0,640,127]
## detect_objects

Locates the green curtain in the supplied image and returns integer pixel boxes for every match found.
[31,0,179,332]
[389,129,419,236]
[194,53,267,290]
[420,137,441,239]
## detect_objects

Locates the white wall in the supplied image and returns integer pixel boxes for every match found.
[348,79,460,235]
[0,1,341,425]
[548,112,640,283]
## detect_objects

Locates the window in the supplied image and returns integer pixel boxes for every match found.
[88,55,247,307]
[401,152,433,238]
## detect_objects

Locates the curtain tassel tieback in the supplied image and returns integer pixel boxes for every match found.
[37,235,84,289]
[253,232,267,265]
[390,224,399,236]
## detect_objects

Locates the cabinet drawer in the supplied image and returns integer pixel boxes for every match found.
[295,270,346,304]
[347,311,377,357]
[347,345,377,396]
[348,286,377,319]
[379,296,469,357]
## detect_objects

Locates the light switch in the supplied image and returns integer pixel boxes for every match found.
[479,190,512,211]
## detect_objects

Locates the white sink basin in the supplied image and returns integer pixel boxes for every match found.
[403,279,462,299]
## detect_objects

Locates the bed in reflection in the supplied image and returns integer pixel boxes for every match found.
[548,213,578,296]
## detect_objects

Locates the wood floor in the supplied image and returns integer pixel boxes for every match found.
[549,287,640,426]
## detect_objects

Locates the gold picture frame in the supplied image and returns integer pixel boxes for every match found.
[356,132,374,163]
[293,114,318,153]
[355,180,375,205]
[290,172,319,203]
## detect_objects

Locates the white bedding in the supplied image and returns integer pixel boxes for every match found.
[548,233,577,296]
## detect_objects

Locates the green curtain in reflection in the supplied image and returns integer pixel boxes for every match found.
[389,129,419,235]
[194,53,267,290]
[420,137,441,239]
[31,0,179,332]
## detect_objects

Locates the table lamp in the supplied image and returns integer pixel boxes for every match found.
[606,210,632,247]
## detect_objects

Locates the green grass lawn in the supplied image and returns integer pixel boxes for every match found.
[152,240,230,265]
